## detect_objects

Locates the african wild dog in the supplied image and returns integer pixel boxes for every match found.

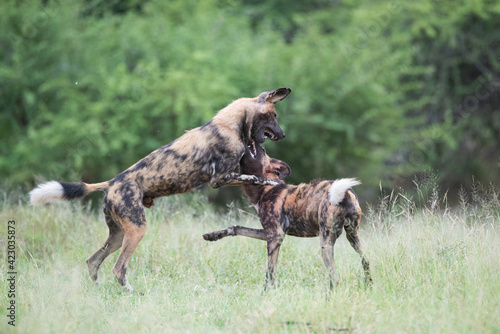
[29,88,291,292]
[203,143,372,289]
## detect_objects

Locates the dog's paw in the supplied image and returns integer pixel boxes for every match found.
[239,175,259,182]
[264,180,279,186]
[203,231,227,241]
[203,227,234,241]
[257,177,279,186]
[203,233,217,241]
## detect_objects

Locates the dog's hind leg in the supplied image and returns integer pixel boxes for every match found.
[86,214,124,284]
[203,225,267,241]
[110,216,146,292]
[320,215,343,289]
[344,216,372,285]
[101,192,147,293]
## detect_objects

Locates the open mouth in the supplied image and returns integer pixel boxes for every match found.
[247,140,257,159]
[264,128,279,141]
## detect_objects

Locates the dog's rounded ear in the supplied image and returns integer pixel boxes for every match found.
[277,162,291,180]
[270,158,291,180]
[258,88,292,104]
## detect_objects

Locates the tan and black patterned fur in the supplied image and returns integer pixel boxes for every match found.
[203,144,372,289]
[29,88,291,292]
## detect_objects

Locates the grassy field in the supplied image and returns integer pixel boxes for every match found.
[1,187,499,333]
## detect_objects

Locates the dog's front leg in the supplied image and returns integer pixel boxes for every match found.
[208,172,279,188]
[265,230,285,290]
[203,225,267,241]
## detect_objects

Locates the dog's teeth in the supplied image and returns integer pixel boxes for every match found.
[264,131,276,140]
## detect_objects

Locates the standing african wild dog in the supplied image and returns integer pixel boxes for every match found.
[29,88,291,292]
[203,143,372,289]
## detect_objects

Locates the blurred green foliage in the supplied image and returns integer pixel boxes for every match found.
[1,0,499,201]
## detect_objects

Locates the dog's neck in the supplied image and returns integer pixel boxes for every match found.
[242,176,286,207]
[212,99,252,135]
[241,183,267,207]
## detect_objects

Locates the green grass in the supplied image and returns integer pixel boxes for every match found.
[1,189,499,333]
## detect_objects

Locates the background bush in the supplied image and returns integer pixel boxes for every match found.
[1,0,499,203]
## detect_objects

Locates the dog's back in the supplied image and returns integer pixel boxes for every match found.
[272,179,360,237]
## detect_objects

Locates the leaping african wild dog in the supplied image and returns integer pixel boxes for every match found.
[29,88,291,292]
[203,143,372,289]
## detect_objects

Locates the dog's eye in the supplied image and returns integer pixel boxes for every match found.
[274,113,277,118]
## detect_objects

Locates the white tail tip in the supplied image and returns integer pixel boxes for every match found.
[29,181,64,205]
[328,178,361,205]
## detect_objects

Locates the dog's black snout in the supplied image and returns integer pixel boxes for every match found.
[277,129,285,139]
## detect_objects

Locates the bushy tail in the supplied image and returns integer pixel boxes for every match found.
[29,181,109,205]
[328,178,361,205]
